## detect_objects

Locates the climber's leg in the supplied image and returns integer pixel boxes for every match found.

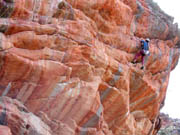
[132,51,141,63]
[141,53,145,69]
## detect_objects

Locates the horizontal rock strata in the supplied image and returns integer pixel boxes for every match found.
[0,0,180,135]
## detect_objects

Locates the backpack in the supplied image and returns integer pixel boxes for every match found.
[141,40,150,55]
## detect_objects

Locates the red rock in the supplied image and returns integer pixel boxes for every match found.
[0,0,179,135]
[0,97,52,135]
[0,126,12,135]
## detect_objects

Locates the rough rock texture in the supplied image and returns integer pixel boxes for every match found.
[0,0,180,135]
[0,126,12,135]
[158,113,180,135]
[0,96,52,135]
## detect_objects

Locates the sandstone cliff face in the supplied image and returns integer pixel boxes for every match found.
[0,97,52,135]
[0,0,180,135]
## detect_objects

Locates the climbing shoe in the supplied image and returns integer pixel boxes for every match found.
[141,66,144,70]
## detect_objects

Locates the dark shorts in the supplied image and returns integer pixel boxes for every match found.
[140,50,145,56]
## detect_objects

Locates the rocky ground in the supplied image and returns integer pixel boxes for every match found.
[158,113,180,135]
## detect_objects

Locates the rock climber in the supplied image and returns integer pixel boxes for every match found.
[132,38,150,69]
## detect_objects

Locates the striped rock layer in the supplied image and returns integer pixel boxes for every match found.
[0,0,180,135]
[0,97,52,135]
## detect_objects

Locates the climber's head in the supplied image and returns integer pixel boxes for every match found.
[145,38,150,42]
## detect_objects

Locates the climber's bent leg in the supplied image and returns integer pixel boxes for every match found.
[132,51,141,63]
[141,52,145,69]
